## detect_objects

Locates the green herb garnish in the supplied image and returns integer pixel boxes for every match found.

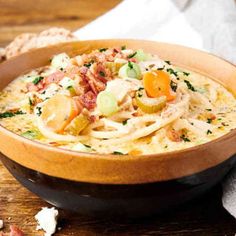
[207,118,212,124]
[84,60,94,68]
[128,61,133,69]
[183,71,190,76]
[0,110,25,119]
[165,60,171,65]
[206,108,212,111]
[121,45,126,50]
[113,151,124,155]
[21,130,40,140]
[206,130,212,135]
[167,68,178,77]
[36,107,42,116]
[184,80,196,92]
[122,119,129,125]
[32,76,44,85]
[180,135,191,142]
[170,80,178,92]
[84,144,91,148]
[137,93,142,97]
[29,97,33,106]
[99,71,105,77]
[127,51,137,58]
[99,48,108,52]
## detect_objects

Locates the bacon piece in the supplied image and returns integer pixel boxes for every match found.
[73,96,84,112]
[129,58,138,63]
[166,128,181,142]
[9,225,24,236]
[65,65,79,78]
[26,82,39,92]
[86,71,106,95]
[79,91,96,110]
[44,71,64,84]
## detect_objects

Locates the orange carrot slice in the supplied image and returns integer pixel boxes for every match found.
[41,94,79,133]
[143,70,176,101]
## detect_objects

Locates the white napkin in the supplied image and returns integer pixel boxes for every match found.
[74,0,236,63]
[74,0,236,216]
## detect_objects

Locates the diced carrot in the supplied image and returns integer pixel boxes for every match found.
[143,70,176,101]
[41,94,79,133]
[128,149,143,155]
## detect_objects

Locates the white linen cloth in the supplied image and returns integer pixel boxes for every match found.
[74,0,236,217]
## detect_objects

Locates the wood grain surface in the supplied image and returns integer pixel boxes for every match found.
[0,0,236,235]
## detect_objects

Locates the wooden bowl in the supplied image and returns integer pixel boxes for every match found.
[0,40,236,217]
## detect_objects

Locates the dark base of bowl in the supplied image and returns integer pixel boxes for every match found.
[1,154,235,218]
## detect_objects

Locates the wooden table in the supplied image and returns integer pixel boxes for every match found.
[0,0,236,235]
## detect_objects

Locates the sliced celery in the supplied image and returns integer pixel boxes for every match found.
[97,91,119,116]
[65,114,90,135]
[135,90,167,113]
[134,49,151,61]
[118,62,142,80]
[21,130,42,140]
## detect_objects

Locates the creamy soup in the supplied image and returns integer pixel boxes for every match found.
[0,47,236,155]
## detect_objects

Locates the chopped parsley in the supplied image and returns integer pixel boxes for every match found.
[99,48,108,52]
[184,80,196,92]
[32,76,44,85]
[122,119,129,125]
[0,110,25,119]
[167,68,178,77]
[207,118,212,124]
[180,134,191,142]
[206,130,212,135]
[84,144,91,148]
[21,130,40,140]
[127,51,137,58]
[36,107,42,116]
[206,108,212,111]
[59,67,64,71]
[128,61,133,69]
[113,151,124,155]
[137,93,142,97]
[183,71,190,76]
[84,60,94,68]
[165,60,171,65]
[121,45,126,50]
[99,71,105,77]
[29,97,33,106]
[170,80,178,92]
[157,66,165,70]
[138,87,144,91]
